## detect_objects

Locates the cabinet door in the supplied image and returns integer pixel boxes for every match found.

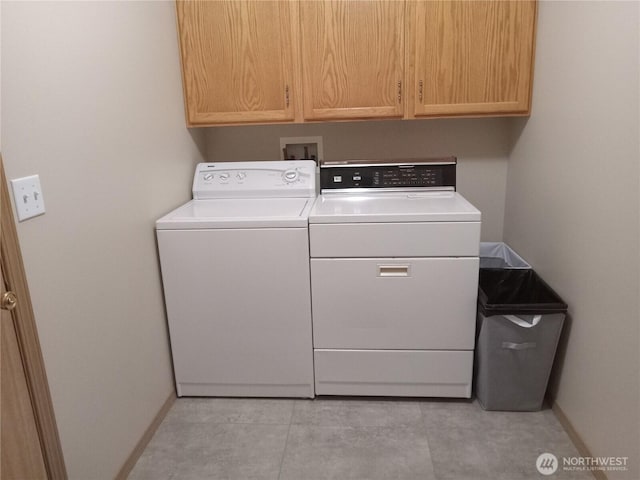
[409,0,536,117]
[300,0,405,121]
[176,1,299,126]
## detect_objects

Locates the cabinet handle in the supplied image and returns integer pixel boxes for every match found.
[397,81,402,104]
[419,80,423,102]
[285,85,290,108]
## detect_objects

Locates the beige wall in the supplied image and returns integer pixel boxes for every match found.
[1,1,204,478]
[504,2,639,478]
[206,119,511,241]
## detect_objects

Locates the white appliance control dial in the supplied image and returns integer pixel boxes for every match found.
[283,169,299,183]
[219,172,230,181]
[203,173,214,181]
[236,172,247,181]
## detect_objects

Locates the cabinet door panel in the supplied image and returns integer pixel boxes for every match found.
[177,1,297,125]
[410,0,536,117]
[301,0,405,120]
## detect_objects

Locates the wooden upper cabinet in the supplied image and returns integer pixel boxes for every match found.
[408,0,537,118]
[300,0,405,121]
[176,1,299,126]
[175,0,537,126]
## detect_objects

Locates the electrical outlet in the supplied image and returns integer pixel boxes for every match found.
[10,175,46,222]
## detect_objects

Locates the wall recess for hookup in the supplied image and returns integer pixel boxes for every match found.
[10,174,46,222]
[280,136,324,164]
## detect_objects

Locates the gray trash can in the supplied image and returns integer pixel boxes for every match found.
[479,242,531,269]
[475,269,567,411]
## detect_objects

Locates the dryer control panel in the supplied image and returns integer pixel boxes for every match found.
[193,160,316,199]
[320,158,456,192]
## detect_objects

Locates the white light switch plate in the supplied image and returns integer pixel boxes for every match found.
[10,174,46,221]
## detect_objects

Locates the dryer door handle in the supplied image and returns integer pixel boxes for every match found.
[377,265,410,277]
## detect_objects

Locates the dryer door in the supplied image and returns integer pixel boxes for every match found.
[311,257,479,349]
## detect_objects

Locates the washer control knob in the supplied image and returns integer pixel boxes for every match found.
[283,169,298,183]
[236,172,246,181]
[219,172,230,181]
[203,173,214,181]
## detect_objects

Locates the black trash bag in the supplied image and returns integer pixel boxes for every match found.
[478,269,567,316]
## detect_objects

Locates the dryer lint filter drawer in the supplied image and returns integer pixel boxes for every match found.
[309,222,480,258]
[314,349,473,397]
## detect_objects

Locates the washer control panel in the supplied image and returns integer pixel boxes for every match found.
[193,160,316,199]
[320,158,456,191]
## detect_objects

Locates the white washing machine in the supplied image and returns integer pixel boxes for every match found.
[156,161,316,398]
[309,158,481,398]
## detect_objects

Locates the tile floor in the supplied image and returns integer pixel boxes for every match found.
[129,397,593,480]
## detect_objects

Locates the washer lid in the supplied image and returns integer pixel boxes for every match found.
[156,198,314,229]
[309,191,481,223]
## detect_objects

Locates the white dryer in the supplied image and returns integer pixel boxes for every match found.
[156,161,316,398]
[309,158,481,398]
